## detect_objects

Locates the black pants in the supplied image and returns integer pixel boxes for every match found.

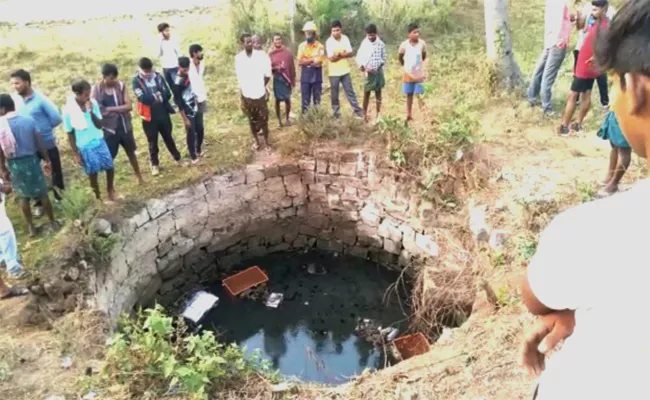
[186,110,204,160]
[573,50,609,106]
[142,116,181,167]
[34,146,64,204]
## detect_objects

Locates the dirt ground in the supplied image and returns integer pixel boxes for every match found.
[0,96,634,399]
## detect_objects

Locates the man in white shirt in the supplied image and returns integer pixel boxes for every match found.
[527,0,573,115]
[325,20,363,119]
[157,22,182,89]
[188,44,207,112]
[521,3,650,398]
[235,33,272,151]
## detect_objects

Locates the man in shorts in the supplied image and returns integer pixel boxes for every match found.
[91,64,144,185]
[398,23,427,124]
[557,0,610,136]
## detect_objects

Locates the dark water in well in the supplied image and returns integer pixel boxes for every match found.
[200,251,411,384]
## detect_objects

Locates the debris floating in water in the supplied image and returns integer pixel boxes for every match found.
[266,293,284,308]
[181,291,219,324]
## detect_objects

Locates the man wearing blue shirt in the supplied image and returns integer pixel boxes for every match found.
[10,69,64,214]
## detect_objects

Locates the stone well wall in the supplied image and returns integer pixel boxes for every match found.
[92,149,440,321]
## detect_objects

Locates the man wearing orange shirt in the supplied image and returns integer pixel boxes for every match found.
[297,21,325,113]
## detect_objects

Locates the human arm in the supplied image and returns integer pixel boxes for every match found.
[41,96,63,129]
[519,213,585,376]
[297,44,313,66]
[0,148,7,181]
[87,101,103,129]
[106,84,133,113]
[63,112,81,165]
[326,39,341,62]
[159,76,172,103]
[422,42,427,62]
[132,76,157,106]
[172,82,191,129]
[311,43,325,67]
[341,36,354,59]
[398,42,405,66]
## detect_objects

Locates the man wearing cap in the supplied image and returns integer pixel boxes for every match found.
[297,21,326,113]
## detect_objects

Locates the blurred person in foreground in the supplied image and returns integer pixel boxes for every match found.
[520,1,650,398]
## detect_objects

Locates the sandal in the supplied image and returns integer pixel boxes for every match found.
[0,286,29,300]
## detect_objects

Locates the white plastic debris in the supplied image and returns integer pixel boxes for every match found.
[266,293,284,308]
[61,356,73,369]
[181,291,219,324]
[82,392,98,400]
[45,396,66,400]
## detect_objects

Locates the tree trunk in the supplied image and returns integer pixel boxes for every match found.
[484,0,522,89]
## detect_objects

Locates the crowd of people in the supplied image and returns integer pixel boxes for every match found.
[235,20,426,150]
[528,0,631,197]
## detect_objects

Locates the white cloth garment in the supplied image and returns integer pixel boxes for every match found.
[189,60,207,103]
[528,179,650,400]
[235,49,272,100]
[355,38,373,68]
[159,37,182,69]
[63,96,96,130]
[0,113,17,158]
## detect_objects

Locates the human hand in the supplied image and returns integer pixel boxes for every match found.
[42,160,51,174]
[1,170,9,182]
[183,118,191,130]
[586,56,594,65]
[85,101,93,112]
[556,39,568,49]
[521,310,575,377]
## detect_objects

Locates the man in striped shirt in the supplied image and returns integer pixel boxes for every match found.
[356,23,387,123]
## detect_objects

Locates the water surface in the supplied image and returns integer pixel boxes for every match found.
[201,250,411,384]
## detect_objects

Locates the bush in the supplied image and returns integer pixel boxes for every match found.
[102,306,275,400]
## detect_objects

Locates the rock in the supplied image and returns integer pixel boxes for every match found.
[494,199,507,211]
[245,165,265,184]
[145,198,168,219]
[45,396,66,400]
[61,356,73,369]
[64,266,80,281]
[469,204,489,242]
[271,382,296,393]
[415,234,439,257]
[489,229,508,250]
[91,218,112,237]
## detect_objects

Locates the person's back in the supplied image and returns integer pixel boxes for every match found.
[521,1,650,398]
[7,114,38,158]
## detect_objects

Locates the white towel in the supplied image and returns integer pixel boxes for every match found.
[356,38,373,68]
[64,95,95,131]
[0,114,17,158]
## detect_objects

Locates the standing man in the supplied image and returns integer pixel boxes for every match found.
[574,0,616,110]
[527,0,573,115]
[189,44,207,114]
[556,0,609,135]
[157,22,182,89]
[173,57,203,164]
[398,23,427,124]
[520,1,650,398]
[63,80,116,202]
[91,63,144,185]
[235,33,272,151]
[0,94,57,237]
[356,23,387,123]
[297,21,325,113]
[132,57,183,176]
[269,33,296,127]
[326,20,363,119]
[10,69,64,216]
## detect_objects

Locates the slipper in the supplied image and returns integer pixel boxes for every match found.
[0,286,29,300]
[595,188,617,199]
[251,143,260,151]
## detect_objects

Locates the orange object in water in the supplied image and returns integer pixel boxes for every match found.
[222,266,269,297]
[392,332,430,360]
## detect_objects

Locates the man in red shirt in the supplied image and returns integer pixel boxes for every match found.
[557,0,610,136]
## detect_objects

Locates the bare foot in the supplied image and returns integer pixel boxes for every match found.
[137,177,145,185]
[285,120,292,127]
[27,224,37,238]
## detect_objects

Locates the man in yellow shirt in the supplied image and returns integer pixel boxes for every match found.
[297,21,325,113]
[325,20,363,119]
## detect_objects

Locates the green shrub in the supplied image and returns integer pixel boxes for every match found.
[56,184,96,221]
[102,306,275,400]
